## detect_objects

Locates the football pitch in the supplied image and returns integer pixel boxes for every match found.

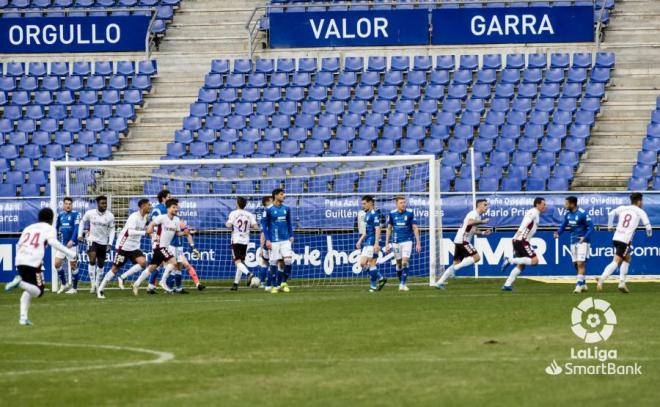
[0,279,658,407]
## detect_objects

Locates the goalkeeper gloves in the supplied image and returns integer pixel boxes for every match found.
[192,247,201,258]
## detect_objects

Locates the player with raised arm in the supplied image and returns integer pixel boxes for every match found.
[356,195,386,292]
[500,197,546,291]
[226,197,259,291]
[145,190,169,293]
[132,199,199,295]
[554,196,595,294]
[384,196,422,292]
[263,188,294,294]
[96,199,151,299]
[435,199,491,290]
[78,196,115,294]
[258,195,273,290]
[5,208,77,325]
[55,196,80,294]
[598,192,652,294]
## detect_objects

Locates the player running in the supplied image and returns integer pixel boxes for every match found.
[258,195,273,290]
[435,199,491,290]
[5,208,77,325]
[500,197,546,291]
[132,199,199,295]
[554,196,595,294]
[78,196,115,294]
[146,190,169,293]
[55,196,80,294]
[96,199,151,299]
[598,192,652,294]
[356,195,386,292]
[263,188,294,294]
[384,196,421,292]
[226,197,259,291]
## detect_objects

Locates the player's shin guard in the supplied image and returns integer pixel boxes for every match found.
[437,265,455,285]
[95,267,104,288]
[369,266,378,287]
[455,257,475,271]
[173,272,183,290]
[186,265,200,286]
[98,271,114,292]
[120,264,143,280]
[57,267,66,286]
[400,266,408,285]
[269,265,279,287]
[259,266,268,284]
[600,261,618,282]
[283,263,292,283]
[72,268,80,289]
[134,269,151,287]
[19,282,40,322]
[149,269,159,286]
[619,261,630,283]
[88,265,97,287]
[504,266,522,287]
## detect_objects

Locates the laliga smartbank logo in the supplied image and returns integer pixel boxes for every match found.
[544,297,642,376]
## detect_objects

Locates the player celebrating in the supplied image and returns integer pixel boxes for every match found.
[78,196,115,294]
[598,192,652,293]
[435,199,491,290]
[226,197,259,291]
[258,195,273,290]
[384,196,421,292]
[132,199,199,295]
[146,190,169,293]
[263,188,294,294]
[554,196,595,293]
[500,197,546,291]
[5,208,77,325]
[54,197,80,294]
[96,199,151,299]
[356,195,386,292]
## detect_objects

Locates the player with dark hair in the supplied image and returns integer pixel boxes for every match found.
[356,195,386,292]
[554,196,594,293]
[78,196,115,294]
[500,197,546,291]
[97,199,152,299]
[384,196,421,292]
[598,192,652,293]
[55,196,81,294]
[5,208,77,325]
[263,188,294,293]
[226,196,259,291]
[146,190,171,293]
[435,199,491,290]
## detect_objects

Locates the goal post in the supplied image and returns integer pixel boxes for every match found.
[49,155,443,291]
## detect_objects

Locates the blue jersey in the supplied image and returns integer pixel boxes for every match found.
[558,207,594,244]
[388,209,416,243]
[56,211,80,245]
[364,209,382,246]
[264,204,293,243]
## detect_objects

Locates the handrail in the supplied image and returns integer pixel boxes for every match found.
[246,0,599,59]
[0,7,158,60]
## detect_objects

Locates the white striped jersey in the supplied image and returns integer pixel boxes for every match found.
[454,210,480,244]
[152,214,185,249]
[79,209,115,246]
[608,205,652,244]
[17,222,76,268]
[513,208,540,241]
[115,211,148,252]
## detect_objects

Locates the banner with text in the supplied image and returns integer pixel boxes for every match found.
[268,9,429,48]
[431,5,594,45]
[0,15,151,54]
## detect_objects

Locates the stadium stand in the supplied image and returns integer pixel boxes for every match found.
[628,96,660,190]
[0,0,180,36]
[154,52,614,194]
[0,60,157,197]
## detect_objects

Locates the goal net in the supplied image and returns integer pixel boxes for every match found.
[49,155,442,290]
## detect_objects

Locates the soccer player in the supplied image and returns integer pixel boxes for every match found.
[226,197,259,291]
[146,190,169,293]
[500,197,546,291]
[78,195,115,294]
[356,195,386,292]
[384,196,422,291]
[54,196,80,294]
[5,208,77,325]
[435,199,491,290]
[263,188,294,294]
[598,192,652,293]
[132,199,199,295]
[258,195,273,290]
[96,199,151,299]
[554,196,595,293]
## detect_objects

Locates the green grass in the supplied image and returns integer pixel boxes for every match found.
[0,279,659,406]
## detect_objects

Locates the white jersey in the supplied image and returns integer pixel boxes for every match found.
[514,208,540,241]
[79,209,115,246]
[152,214,185,249]
[454,210,480,244]
[608,205,652,244]
[357,210,366,236]
[227,209,257,245]
[115,211,148,252]
[16,222,76,268]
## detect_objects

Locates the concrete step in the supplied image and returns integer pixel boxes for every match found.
[571,178,629,190]
[605,32,660,43]
[593,121,649,133]
[581,148,639,160]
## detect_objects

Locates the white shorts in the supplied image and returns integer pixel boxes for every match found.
[168,246,186,263]
[570,242,589,262]
[55,246,77,261]
[392,241,413,260]
[270,241,293,263]
[360,245,377,259]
